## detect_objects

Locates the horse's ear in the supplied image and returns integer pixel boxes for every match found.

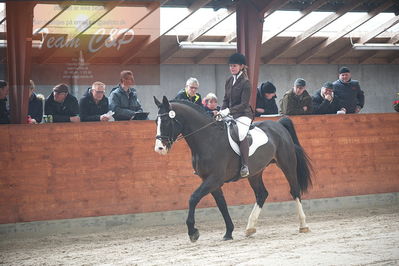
[154,96,162,108]
[162,96,171,110]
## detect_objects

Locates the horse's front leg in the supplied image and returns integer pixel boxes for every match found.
[186,179,221,242]
[211,188,234,240]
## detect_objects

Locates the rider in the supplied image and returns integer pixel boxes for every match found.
[218,53,253,178]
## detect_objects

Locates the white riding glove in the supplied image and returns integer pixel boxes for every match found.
[219,108,230,118]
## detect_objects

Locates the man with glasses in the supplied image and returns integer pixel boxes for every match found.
[79,81,111,122]
[175,77,203,106]
[44,83,80,122]
[280,78,313,115]
[109,70,144,120]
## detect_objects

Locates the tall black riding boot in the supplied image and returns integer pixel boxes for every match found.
[239,138,250,177]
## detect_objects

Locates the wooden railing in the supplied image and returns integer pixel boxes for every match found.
[1,113,398,224]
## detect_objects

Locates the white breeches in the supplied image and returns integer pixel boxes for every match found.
[236,116,251,141]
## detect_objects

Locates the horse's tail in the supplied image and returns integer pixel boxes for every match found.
[278,117,313,193]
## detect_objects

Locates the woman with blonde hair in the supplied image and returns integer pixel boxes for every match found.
[218,53,253,178]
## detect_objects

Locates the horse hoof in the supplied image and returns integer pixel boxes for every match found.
[245,228,256,237]
[189,228,200,242]
[299,227,310,233]
[223,235,233,241]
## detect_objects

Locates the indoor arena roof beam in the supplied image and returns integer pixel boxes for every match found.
[296,0,395,64]
[262,0,367,64]
[329,15,399,63]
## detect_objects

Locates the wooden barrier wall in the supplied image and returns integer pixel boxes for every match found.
[1,113,398,224]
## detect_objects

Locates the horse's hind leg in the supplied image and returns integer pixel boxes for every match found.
[245,172,268,237]
[276,153,309,233]
[211,188,234,240]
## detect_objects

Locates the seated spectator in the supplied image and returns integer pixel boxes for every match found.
[0,80,10,124]
[280,78,312,115]
[79,81,111,122]
[28,80,43,124]
[202,92,220,117]
[45,83,80,123]
[255,81,278,117]
[175,77,202,106]
[109,70,144,121]
[312,82,346,115]
[333,67,365,114]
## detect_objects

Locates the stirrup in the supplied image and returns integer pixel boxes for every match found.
[240,165,249,177]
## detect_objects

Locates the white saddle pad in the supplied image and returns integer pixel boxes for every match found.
[227,123,268,156]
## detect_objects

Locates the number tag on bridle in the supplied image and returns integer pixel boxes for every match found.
[169,110,176,118]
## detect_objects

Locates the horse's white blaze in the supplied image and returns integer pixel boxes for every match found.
[246,203,262,231]
[155,116,168,155]
[295,198,307,229]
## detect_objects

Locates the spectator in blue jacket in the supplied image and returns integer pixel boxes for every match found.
[333,67,365,114]
[79,81,111,122]
[109,70,143,121]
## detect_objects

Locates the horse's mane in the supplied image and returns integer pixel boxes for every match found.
[170,99,212,119]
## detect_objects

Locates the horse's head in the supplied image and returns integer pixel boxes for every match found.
[153,96,183,155]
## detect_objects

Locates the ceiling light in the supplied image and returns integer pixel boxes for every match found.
[179,41,236,50]
[352,43,399,50]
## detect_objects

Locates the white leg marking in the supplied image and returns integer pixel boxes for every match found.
[246,203,262,232]
[295,198,308,229]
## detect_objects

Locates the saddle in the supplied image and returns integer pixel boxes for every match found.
[224,117,268,157]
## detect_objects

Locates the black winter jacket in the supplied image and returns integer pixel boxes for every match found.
[0,98,10,124]
[28,93,43,123]
[312,89,342,115]
[79,89,109,122]
[45,93,79,122]
[255,87,278,116]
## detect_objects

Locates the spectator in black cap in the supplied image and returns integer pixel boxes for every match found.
[255,81,278,117]
[312,82,346,115]
[280,78,312,115]
[44,83,80,122]
[332,66,365,114]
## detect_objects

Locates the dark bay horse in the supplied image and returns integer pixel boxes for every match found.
[154,96,313,242]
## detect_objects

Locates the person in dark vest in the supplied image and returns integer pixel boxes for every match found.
[218,53,253,178]
[255,81,278,117]
[332,66,365,114]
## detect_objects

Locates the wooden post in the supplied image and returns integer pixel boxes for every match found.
[236,0,265,108]
[5,1,35,124]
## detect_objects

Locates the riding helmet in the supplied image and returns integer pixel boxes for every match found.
[228,53,246,65]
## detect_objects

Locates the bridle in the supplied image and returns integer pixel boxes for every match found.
[155,109,220,147]
[155,111,183,148]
